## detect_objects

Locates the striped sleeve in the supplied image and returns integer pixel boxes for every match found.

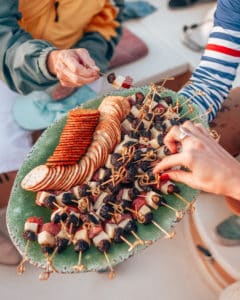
[179,1,240,121]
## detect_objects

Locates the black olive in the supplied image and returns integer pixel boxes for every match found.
[41,246,54,254]
[121,199,131,209]
[153,122,164,131]
[113,227,124,243]
[97,239,111,253]
[146,170,155,182]
[144,113,153,121]
[129,188,140,199]
[124,219,137,234]
[107,183,122,195]
[56,238,69,253]
[139,182,152,192]
[154,114,164,122]
[131,118,144,130]
[139,161,151,172]
[129,130,140,139]
[133,149,143,161]
[52,212,68,224]
[157,134,164,146]
[126,113,135,122]
[164,96,173,105]
[74,239,90,253]
[44,195,56,209]
[103,194,115,204]
[62,192,75,206]
[135,92,145,104]
[66,214,81,227]
[142,212,153,224]
[163,146,171,156]
[23,230,36,241]
[153,94,161,102]
[179,117,189,124]
[140,129,152,139]
[99,204,114,220]
[170,118,179,126]
[107,72,116,84]
[110,153,123,168]
[75,184,91,197]
[124,166,137,183]
[87,213,100,224]
[122,141,136,148]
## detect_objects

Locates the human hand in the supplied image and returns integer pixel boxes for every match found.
[153,121,240,199]
[47,49,100,87]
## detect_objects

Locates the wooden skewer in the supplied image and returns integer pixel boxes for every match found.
[103,251,115,280]
[16,240,30,275]
[173,193,195,213]
[151,220,175,239]
[161,202,184,221]
[72,251,86,272]
[131,230,152,246]
[190,105,213,123]
[120,236,136,252]
[39,247,58,280]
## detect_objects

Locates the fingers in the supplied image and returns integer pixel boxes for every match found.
[153,153,187,174]
[161,170,196,188]
[163,126,183,153]
[49,49,100,87]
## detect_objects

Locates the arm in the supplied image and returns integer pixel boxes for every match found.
[0,1,100,94]
[153,122,240,200]
[0,0,58,94]
[180,0,240,121]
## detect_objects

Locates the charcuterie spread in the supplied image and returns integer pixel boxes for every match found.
[7,84,208,280]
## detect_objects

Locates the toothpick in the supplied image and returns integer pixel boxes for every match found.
[158,77,175,91]
[16,240,30,275]
[103,251,115,279]
[151,220,175,239]
[131,231,152,246]
[181,90,206,107]
[72,251,86,272]
[120,236,136,252]
[173,193,195,213]
[190,105,213,123]
[161,202,184,221]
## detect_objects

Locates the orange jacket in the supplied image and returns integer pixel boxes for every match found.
[19,0,120,49]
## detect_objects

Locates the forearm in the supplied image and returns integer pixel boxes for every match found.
[180,0,240,122]
[0,0,58,94]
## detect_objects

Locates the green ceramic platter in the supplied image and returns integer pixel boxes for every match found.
[7,86,206,274]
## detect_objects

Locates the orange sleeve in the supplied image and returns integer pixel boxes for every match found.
[85,1,120,40]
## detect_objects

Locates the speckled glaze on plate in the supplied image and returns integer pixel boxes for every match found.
[7,87,206,274]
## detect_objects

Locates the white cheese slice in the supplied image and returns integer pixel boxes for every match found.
[24,222,38,233]
[93,231,110,246]
[38,231,55,246]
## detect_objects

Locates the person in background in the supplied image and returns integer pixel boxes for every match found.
[0,0,124,265]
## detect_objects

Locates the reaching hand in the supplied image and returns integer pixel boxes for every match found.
[153,121,240,200]
[47,48,100,87]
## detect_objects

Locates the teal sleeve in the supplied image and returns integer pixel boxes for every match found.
[0,0,58,94]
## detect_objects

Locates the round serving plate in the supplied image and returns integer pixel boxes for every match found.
[7,86,205,274]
